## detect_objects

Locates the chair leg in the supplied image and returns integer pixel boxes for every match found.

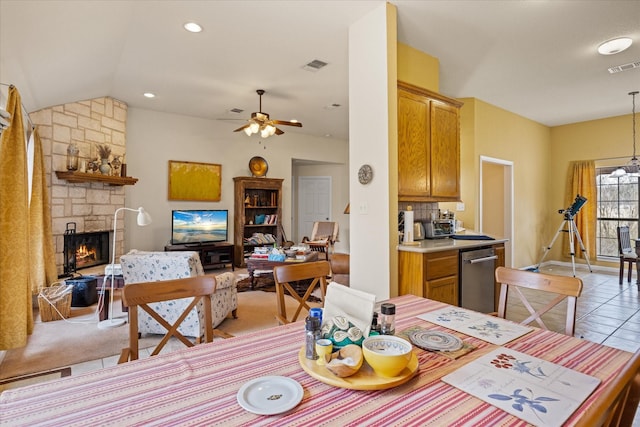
[629,261,634,283]
[620,260,625,285]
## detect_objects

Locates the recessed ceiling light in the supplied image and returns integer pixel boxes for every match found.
[184,22,202,33]
[143,92,156,98]
[598,37,632,55]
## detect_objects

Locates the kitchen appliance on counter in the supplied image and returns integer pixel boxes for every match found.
[413,221,426,240]
[424,219,455,239]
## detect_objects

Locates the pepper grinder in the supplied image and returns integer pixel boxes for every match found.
[305,316,321,359]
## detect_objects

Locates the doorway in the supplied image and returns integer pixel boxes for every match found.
[479,156,513,267]
[297,176,332,242]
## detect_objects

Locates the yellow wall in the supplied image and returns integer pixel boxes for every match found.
[548,114,633,266]
[397,43,439,92]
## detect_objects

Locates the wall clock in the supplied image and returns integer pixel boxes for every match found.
[358,164,373,185]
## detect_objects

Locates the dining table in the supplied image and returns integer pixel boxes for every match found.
[0,294,636,426]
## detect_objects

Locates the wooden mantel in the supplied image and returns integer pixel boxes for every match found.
[55,171,138,186]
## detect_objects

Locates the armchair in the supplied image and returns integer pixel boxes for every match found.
[302,221,339,260]
[120,250,237,339]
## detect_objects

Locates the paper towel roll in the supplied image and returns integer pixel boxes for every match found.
[403,209,414,243]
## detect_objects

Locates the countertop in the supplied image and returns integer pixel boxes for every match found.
[397,231,508,253]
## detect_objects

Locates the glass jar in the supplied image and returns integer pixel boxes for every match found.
[380,303,396,335]
[66,143,79,171]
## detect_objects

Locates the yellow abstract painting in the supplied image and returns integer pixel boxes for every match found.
[168,160,221,201]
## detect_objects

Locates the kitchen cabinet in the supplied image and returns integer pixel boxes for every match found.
[398,81,463,202]
[399,249,458,306]
[233,177,283,267]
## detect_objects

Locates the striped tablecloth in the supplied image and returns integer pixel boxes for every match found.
[0,295,632,426]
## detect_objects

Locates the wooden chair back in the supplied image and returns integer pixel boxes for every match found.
[273,261,330,325]
[574,348,640,426]
[618,225,634,256]
[494,266,583,336]
[118,275,216,363]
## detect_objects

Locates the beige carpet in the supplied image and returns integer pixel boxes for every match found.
[0,289,316,380]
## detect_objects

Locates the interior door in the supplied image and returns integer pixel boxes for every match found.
[480,156,513,267]
[297,176,331,241]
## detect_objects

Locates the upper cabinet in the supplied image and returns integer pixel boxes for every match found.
[398,81,463,202]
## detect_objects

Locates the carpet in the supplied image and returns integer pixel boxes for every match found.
[0,289,319,380]
[0,367,71,392]
[236,275,321,302]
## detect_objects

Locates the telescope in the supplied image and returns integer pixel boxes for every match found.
[558,194,587,220]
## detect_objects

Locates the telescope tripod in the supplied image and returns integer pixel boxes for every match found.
[535,215,592,277]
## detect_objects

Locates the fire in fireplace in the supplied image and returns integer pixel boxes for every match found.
[62,223,110,277]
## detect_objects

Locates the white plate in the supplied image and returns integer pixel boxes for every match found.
[237,376,303,415]
[409,330,463,352]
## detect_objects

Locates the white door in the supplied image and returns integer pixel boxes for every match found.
[298,176,332,241]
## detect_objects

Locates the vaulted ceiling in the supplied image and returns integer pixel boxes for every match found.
[1,1,639,142]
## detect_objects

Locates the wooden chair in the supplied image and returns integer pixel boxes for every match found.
[494,266,583,336]
[302,221,339,260]
[273,261,330,325]
[118,275,216,363]
[617,225,639,285]
[574,348,640,427]
[329,252,350,286]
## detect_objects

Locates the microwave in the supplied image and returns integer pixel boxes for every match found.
[424,219,455,239]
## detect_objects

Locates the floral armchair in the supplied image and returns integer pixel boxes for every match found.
[120,250,237,338]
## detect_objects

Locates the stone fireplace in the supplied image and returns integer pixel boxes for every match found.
[28,96,129,277]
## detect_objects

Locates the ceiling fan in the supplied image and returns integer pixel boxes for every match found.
[234,89,302,138]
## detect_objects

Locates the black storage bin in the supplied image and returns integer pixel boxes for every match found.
[67,276,98,307]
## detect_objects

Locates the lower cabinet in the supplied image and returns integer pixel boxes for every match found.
[399,249,458,306]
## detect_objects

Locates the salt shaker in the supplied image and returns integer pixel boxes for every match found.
[305,316,321,359]
[380,303,396,335]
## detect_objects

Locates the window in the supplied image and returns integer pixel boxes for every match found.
[596,166,639,258]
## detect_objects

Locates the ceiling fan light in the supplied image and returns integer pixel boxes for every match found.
[267,125,276,136]
[260,128,271,138]
[249,122,260,133]
[243,127,253,136]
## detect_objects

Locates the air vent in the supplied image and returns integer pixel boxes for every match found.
[229,108,244,114]
[608,61,640,74]
[303,59,329,72]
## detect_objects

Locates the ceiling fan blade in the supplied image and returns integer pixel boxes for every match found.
[272,120,302,127]
[275,127,285,135]
[233,123,250,132]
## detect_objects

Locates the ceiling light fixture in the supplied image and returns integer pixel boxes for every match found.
[143,92,156,98]
[183,22,202,33]
[234,90,302,138]
[598,37,632,55]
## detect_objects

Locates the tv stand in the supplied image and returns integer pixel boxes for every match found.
[164,242,234,271]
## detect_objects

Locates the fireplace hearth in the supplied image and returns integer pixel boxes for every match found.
[62,223,109,277]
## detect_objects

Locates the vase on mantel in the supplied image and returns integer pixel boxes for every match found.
[99,158,111,175]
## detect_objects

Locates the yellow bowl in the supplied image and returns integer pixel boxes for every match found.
[362,335,413,377]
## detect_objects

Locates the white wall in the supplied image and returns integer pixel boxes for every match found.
[348,3,395,299]
[123,107,348,252]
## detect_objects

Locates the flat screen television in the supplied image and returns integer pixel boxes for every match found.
[171,210,228,245]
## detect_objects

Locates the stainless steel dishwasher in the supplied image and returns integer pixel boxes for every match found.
[460,247,497,313]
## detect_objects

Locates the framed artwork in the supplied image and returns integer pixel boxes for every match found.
[168,160,222,201]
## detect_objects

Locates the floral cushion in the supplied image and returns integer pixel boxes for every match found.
[120,250,237,338]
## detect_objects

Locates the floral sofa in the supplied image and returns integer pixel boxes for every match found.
[119,250,238,338]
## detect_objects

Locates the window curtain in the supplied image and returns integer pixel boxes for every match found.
[565,160,596,260]
[29,127,57,294]
[0,86,31,349]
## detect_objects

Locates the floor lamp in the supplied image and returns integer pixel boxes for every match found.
[98,206,152,329]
